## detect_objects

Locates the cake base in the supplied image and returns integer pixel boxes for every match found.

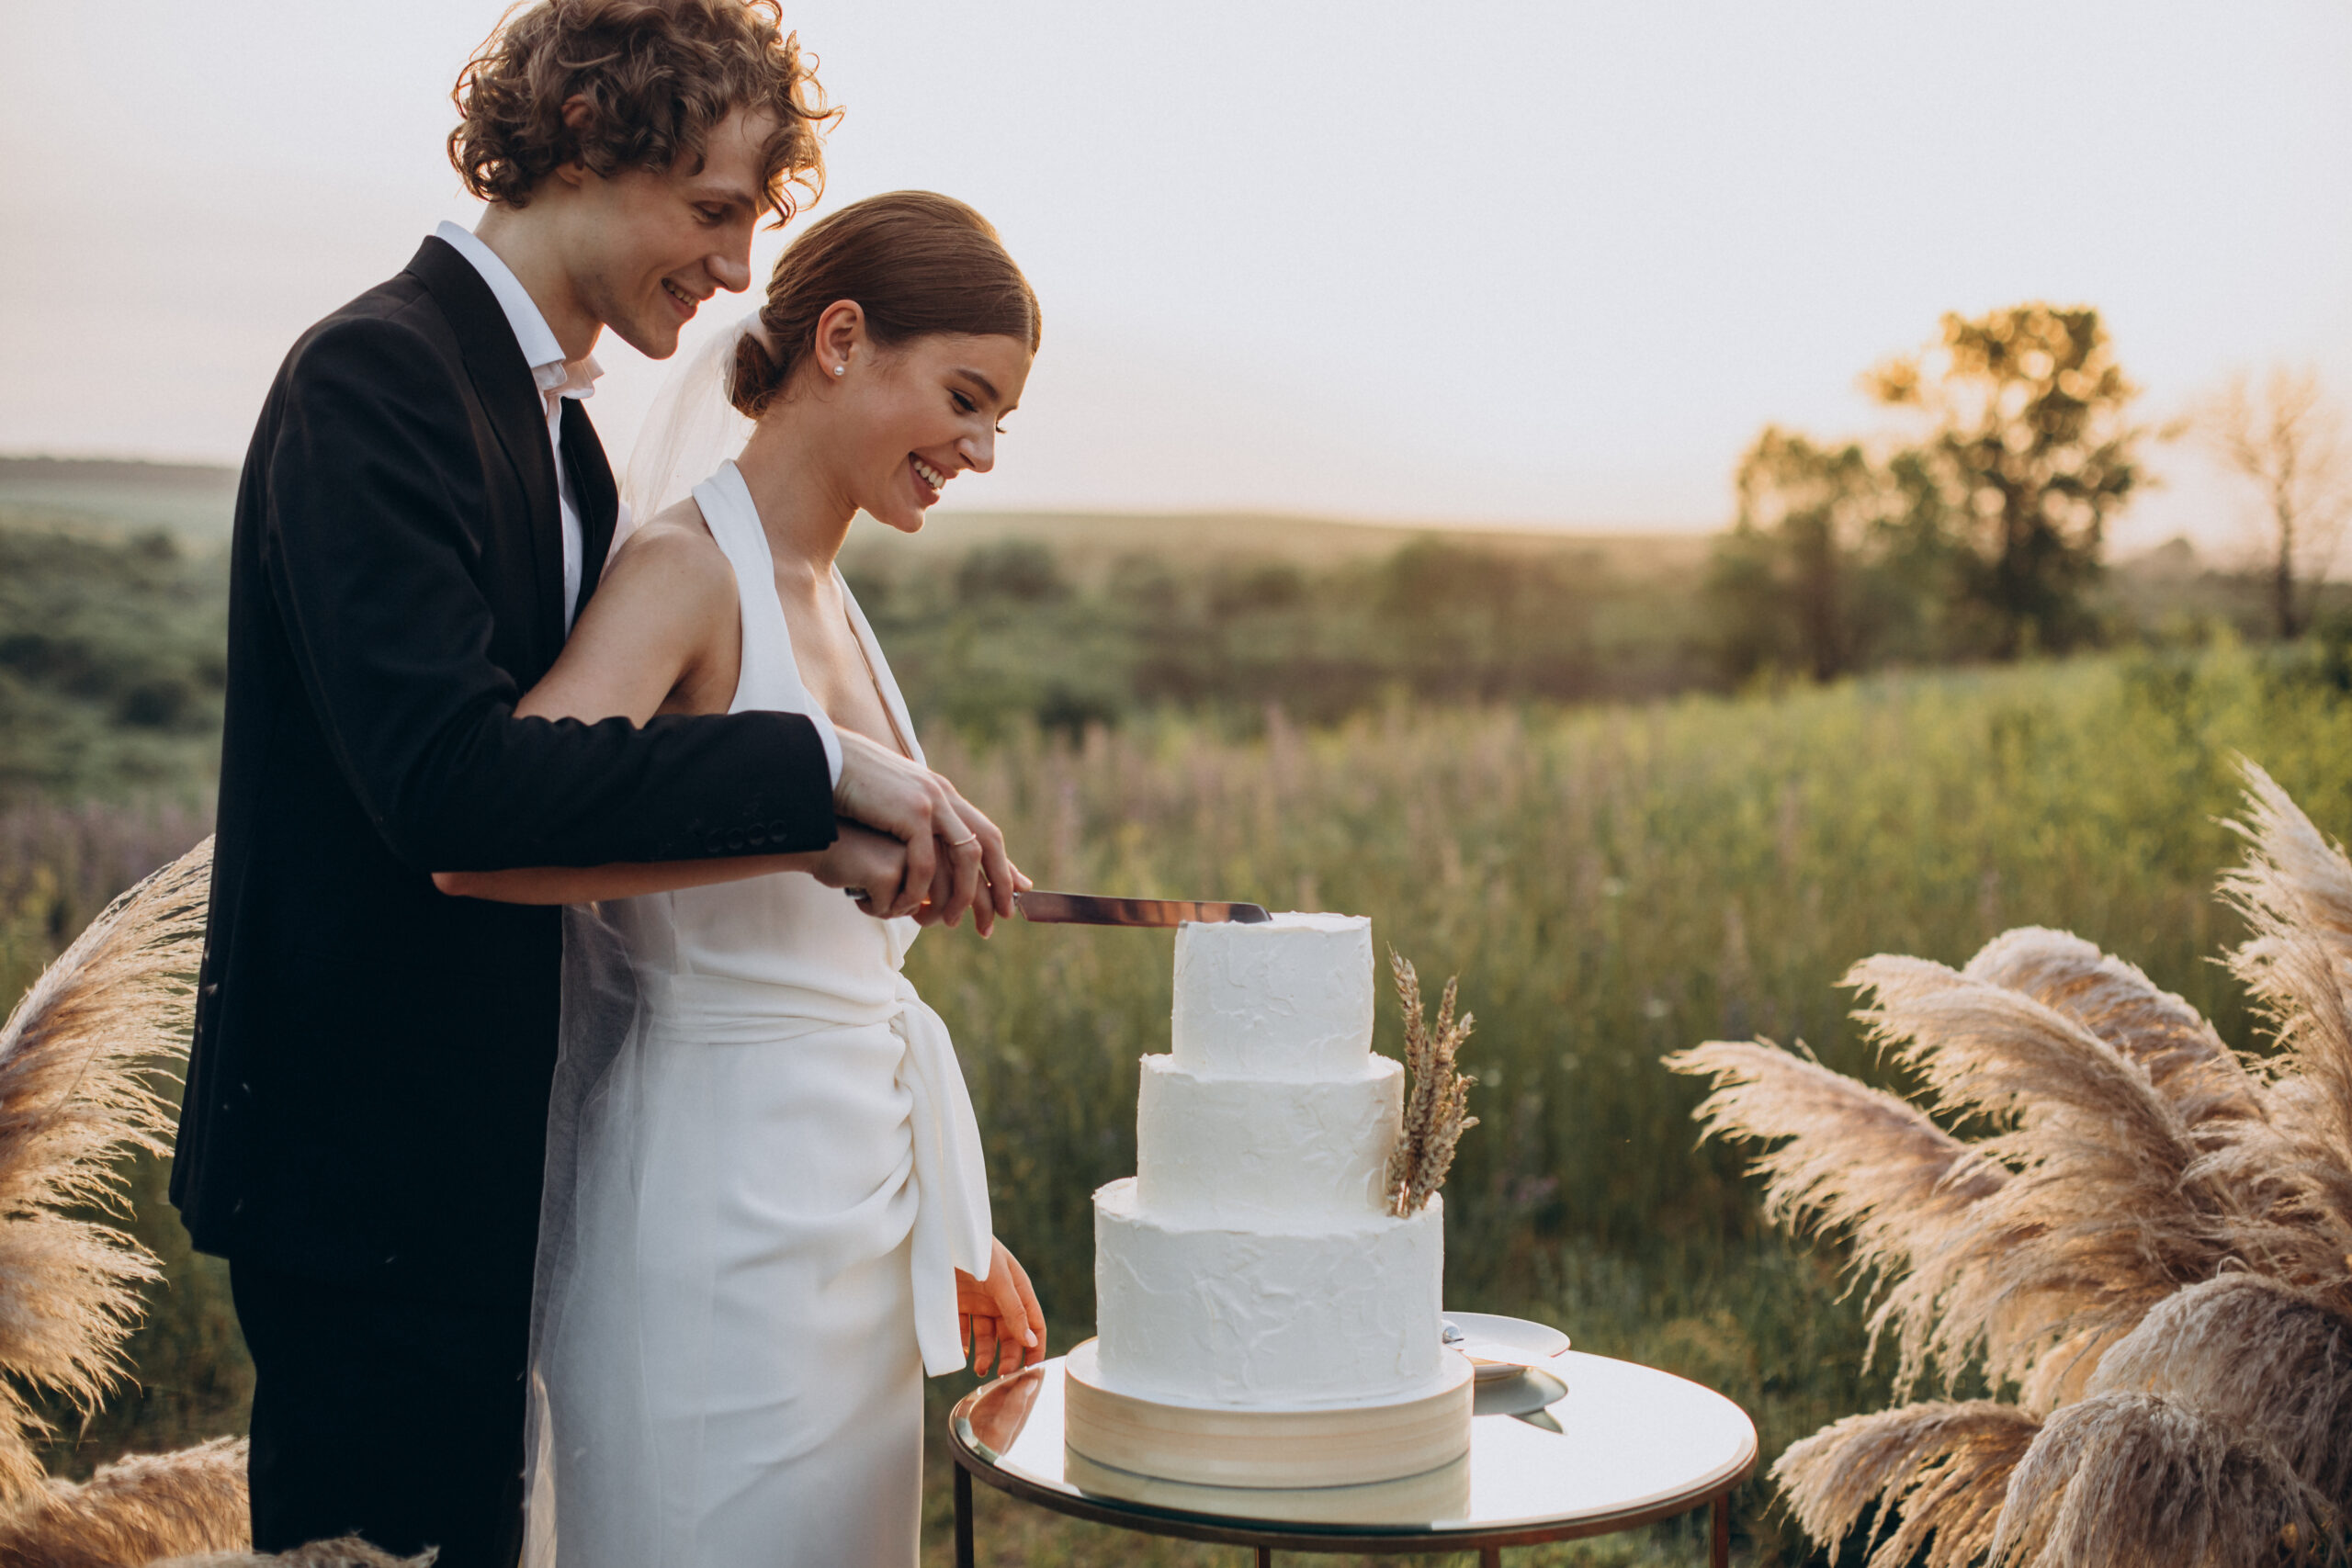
[1063,1445,1473,1523]
[1062,1338,1474,1490]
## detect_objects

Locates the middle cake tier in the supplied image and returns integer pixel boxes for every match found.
[1135,1054,1402,1225]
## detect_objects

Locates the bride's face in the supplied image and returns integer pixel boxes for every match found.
[818,329,1034,533]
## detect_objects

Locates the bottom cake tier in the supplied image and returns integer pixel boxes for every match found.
[1092,1177,1446,1408]
[1063,1338,1476,1490]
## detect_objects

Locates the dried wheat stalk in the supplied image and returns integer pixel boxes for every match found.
[1385,950,1477,1217]
[0,837,210,1501]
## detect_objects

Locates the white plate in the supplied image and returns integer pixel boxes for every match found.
[1443,1312,1572,1382]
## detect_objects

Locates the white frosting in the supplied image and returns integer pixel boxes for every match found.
[1093,1178,1445,1407]
[1091,907,1452,1417]
[1135,1054,1400,1225]
[1170,913,1374,1080]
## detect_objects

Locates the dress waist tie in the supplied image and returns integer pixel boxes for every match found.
[888,973,993,1376]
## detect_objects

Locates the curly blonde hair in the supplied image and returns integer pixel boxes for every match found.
[449,0,835,223]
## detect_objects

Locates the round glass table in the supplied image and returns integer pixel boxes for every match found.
[946,1350,1757,1567]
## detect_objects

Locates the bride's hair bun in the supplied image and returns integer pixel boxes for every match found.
[729,329,781,414]
[731,191,1041,419]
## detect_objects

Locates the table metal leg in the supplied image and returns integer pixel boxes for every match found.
[1479,1550,1502,1568]
[1712,1491,1731,1568]
[955,1462,974,1568]
[1256,1550,1272,1567]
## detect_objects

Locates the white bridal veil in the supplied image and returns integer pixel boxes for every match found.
[522,318,757,1568]
[616,313,762,544]
[523,905,643,1568]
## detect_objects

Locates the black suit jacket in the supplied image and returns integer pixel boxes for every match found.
[171,238,838,1298]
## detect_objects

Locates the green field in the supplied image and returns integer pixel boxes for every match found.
[8,457,2352,1561]
[0,458,2310,800]
[10,634,2351,1563]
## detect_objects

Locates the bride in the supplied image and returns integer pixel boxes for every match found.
[432,191,1046,1566]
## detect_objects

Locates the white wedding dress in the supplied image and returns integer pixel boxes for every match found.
[522,460,992,1568]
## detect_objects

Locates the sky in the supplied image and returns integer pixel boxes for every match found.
[3,0,2348,550]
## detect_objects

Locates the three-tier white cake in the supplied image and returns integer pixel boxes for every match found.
[1063,913,1474,1492]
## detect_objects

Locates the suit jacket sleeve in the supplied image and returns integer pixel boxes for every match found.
[262,314,837,872]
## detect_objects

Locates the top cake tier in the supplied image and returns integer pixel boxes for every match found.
[1171,912,1374,1079]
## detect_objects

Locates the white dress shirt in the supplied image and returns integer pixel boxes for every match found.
[430,222,844,785]
[435,221,602,633]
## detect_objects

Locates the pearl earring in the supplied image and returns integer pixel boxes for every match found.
[833,365,845,377]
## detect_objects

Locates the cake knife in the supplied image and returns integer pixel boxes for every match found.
[837,886,1272,925]
[1012,890,1272,927]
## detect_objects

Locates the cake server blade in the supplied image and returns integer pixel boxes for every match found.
[1013,890,1272,927]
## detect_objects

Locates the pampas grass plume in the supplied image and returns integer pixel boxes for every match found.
[1773,1400,2039,1568]
[0,837,211,1499]
[0,836,444,1564]
[155,1535,436,1568]
[1673,760,2352,1565]
[0,1436,248,1567]
[1990,1393,2324,1568]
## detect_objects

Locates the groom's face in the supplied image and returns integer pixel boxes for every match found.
[566,108,777,359]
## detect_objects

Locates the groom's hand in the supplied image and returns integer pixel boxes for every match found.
[804,822,913,917]
[832,730,1018,927]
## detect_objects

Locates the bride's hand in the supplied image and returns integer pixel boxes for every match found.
[832,730,1019,926]
[915,843,1034,936]
[956,1238,1046,1379]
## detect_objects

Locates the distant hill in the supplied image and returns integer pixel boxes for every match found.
[0,457,240,544]
[0,453,2327,797]
[844,507,1711,586]
[0,457,239,491]
[0,454,1715,574]
[0,452,2250,595]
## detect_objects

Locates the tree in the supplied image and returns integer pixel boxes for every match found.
[1741,428,1878,681]
[2195,367,2351,639]
[1869,305,2143,657]
[1705,428,1968,682]
[1716,428,1876,681]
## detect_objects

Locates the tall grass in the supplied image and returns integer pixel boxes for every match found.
[903,637,2352,1560]
[915,638,2348,1303]
[9,638,2352,1562]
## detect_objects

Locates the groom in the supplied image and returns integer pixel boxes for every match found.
[170,5,1012,1563]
